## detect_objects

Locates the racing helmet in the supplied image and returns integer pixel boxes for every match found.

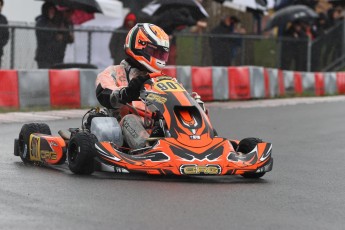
[124,23,170,72]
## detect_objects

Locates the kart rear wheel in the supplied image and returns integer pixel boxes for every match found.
[68,132,97,175]
[238,137,266,179]
[18,123,51,164]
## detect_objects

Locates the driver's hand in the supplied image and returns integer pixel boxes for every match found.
[117,75,150,103]
[128,75,150,91]
[110,89,123,108]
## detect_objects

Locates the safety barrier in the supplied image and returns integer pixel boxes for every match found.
[1,66,345,108]
[0,70,19,108]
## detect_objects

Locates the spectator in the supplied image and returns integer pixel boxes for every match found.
[0,0,9,68]
[281,20,309,71]
[324,5,344,65]
[35,3,74,69]
[52,7,74,66]
[310,13,328,71]
[35,2,57,68]
[311,13,328,38]
[209,15,241,66]
[326,5,344,29]
[109,12,137,65]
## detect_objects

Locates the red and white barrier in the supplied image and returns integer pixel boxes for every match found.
[314,73,325,96]
[337,72,345,94]
[1,66,345,109]
[0,70,19,108]
[49,70,81,108]
[191,67,213,101]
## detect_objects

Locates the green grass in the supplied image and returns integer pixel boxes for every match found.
[252,39,278,68]
[176,36,204,66]
[176,35,280,68]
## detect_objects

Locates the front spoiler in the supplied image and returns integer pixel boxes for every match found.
[94,138,273,176]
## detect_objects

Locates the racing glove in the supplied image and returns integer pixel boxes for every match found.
[113,75,150,104]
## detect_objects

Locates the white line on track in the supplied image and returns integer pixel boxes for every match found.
[1,96,345,124]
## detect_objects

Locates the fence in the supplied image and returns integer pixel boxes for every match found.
[1,20,344,71]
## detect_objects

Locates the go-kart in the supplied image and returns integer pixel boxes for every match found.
[14,75,273,178]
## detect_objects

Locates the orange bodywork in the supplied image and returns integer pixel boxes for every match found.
[29,133,66,165]
[96,138,272,176]
[94,76,273,176]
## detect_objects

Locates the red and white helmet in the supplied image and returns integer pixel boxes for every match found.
[125,23,170,72]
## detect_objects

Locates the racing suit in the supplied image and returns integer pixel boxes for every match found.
[95,59,151,149]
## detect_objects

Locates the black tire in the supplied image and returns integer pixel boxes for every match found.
[238,137,266,179]
[18,123,51,164]
[230,140,238,151]
[68,132,97,175]
[213,129,218,137]
[237,137,262,153]
[14,139,19,156]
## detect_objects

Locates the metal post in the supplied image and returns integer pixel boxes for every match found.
[277,38,281,69]
[194,35,198,66]
[343,18,345,67]
[307,38,312,72]
[10,27,15,69]
[241,37,245,65]
[87,31,92,64]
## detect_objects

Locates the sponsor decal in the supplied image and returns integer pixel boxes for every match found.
[190,135,200,140]
[123,120,138,138]
[41,151,57,160]
[157,76,173,81]
[146,93,167,104]
[115,167,129,173]
[30,136,41,161]
[129,152,170,162]
[180,165,221,175]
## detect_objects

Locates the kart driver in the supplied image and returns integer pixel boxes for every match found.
[95,23,170,150]
[95,23,203,150]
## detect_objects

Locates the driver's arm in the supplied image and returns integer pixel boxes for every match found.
[96,65,126,109]
[112,75,150,104]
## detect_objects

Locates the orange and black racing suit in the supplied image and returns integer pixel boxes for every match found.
[95,59,150,149]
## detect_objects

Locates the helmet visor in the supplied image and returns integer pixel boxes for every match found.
[144,43,169,62]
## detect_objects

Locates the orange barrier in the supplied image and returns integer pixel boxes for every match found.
[49,70,81,108]
[0,70,19,108]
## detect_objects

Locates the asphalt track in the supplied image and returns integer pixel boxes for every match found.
[1,97,345,230]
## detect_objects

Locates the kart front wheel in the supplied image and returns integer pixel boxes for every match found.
[18,123,51,164]
[238,137,266,179]
[68,132,97,175]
